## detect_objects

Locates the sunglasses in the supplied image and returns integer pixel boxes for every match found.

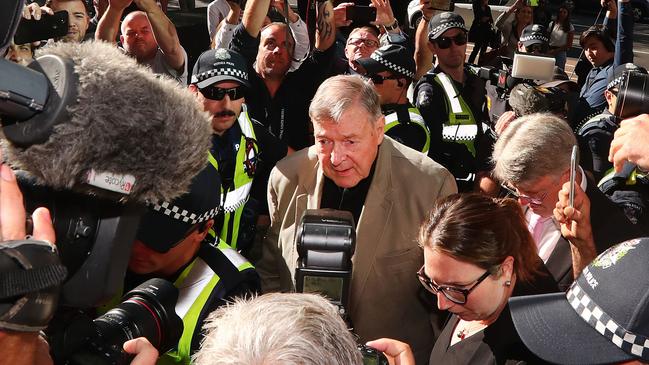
[525,44,548,54]
[366,74,401,84]
[199,86,246,101]
[417,265,492,305]
[433,33,467,49]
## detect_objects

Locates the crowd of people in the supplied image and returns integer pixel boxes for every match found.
[2,0,649,363]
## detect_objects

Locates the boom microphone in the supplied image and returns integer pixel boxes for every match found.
[1,41,212,203]
[0,40,213,308]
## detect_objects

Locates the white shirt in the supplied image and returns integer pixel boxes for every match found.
[549,21,575,48]
[525,166,587,263]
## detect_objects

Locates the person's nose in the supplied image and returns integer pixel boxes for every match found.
[436,292,455,311]
[330,143,346,166]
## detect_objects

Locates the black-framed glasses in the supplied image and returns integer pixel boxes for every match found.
[347,37,380,48]
[366,74,401,85]
[433,33,467,49]
[417,265,492,304]
[525,43,548,54]
[199,86,246,101]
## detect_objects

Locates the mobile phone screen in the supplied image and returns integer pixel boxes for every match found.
[569,145,578,207]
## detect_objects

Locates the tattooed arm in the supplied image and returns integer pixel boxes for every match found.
[315,0,336,51]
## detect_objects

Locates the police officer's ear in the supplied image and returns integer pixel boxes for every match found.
[188,84,200,95]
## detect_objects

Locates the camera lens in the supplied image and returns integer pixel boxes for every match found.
[93,278,183,354]
[616,72,649,119]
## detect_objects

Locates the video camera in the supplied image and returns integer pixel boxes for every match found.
[475,53,556,94]
[294,209,388,365]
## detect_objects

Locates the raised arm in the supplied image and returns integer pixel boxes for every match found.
[314,0,336,50]
[95,0,131,43]
[414,0,434,80]
[133,0,184,70]
[615,0,634,65]
[242,0,270,38]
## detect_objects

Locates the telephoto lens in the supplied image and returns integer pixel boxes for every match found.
[615,72,649,119]
[67,278,184,365]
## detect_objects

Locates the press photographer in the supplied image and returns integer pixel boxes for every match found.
[0,0,226,362]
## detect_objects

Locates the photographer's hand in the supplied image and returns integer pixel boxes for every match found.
[609,114,649,172]
[124,337,159,365]
[0,158,55,364]
[333,2,353,27]
[553,181,596,278]
[370,0,399,33]
[366,338,415,365]
[22,2,53,21]
[0,163,55,244]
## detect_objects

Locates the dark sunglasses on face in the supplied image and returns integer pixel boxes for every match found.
[433,33,468,49]
[199,86,246,101]
[367,74,401,84]
[417,265,493,305]
[525,44,548,54]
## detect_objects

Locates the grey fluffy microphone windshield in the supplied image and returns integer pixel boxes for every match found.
[1,41,212,203]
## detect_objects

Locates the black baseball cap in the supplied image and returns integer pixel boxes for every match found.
[520,24,549,47]
[607,63,648,91]
[427,12,467,40]
[510,238,649,364]
[191,48,250,89]
[136,166,221,253]
[356,45,416,79]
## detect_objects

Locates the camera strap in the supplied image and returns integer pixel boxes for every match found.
[0,240,67,332]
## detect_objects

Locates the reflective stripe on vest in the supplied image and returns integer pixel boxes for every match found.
[434,73,479,156]
[207,105,258,249]
[160,247,254,364]
[384,107,431,153]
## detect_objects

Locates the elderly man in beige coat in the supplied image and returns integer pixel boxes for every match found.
[256,75,457,364]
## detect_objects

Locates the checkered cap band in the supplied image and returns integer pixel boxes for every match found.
[370,52,415,79]
[567,283,649,359]
[429,22,465,38]
[607,75,624,90]
[150,201,219,225]
[520,34,549,43]
[190,68,248,85]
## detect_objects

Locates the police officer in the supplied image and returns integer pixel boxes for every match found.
[356,44,430,153]
[189,48,288,256]
[120,166,260,364]
[414,12,492,192]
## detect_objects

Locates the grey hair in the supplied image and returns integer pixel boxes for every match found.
[192,293,363,365]
[308,75,382,125]
[492,113,576,184]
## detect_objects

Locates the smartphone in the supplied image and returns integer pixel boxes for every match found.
[430,0,455,12]
[14,10,69,45]
[569,145,578,208]
[346,5,377,26]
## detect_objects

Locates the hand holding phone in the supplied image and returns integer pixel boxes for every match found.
[14,10,69,44]
[569,145,578,208]
[345,5,377,26]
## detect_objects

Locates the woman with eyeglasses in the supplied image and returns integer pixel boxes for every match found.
[419,193,558,364]
[494,0,534,59]
[548,4,575,70]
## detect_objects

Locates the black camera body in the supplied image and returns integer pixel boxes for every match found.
[294,209,387,365]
